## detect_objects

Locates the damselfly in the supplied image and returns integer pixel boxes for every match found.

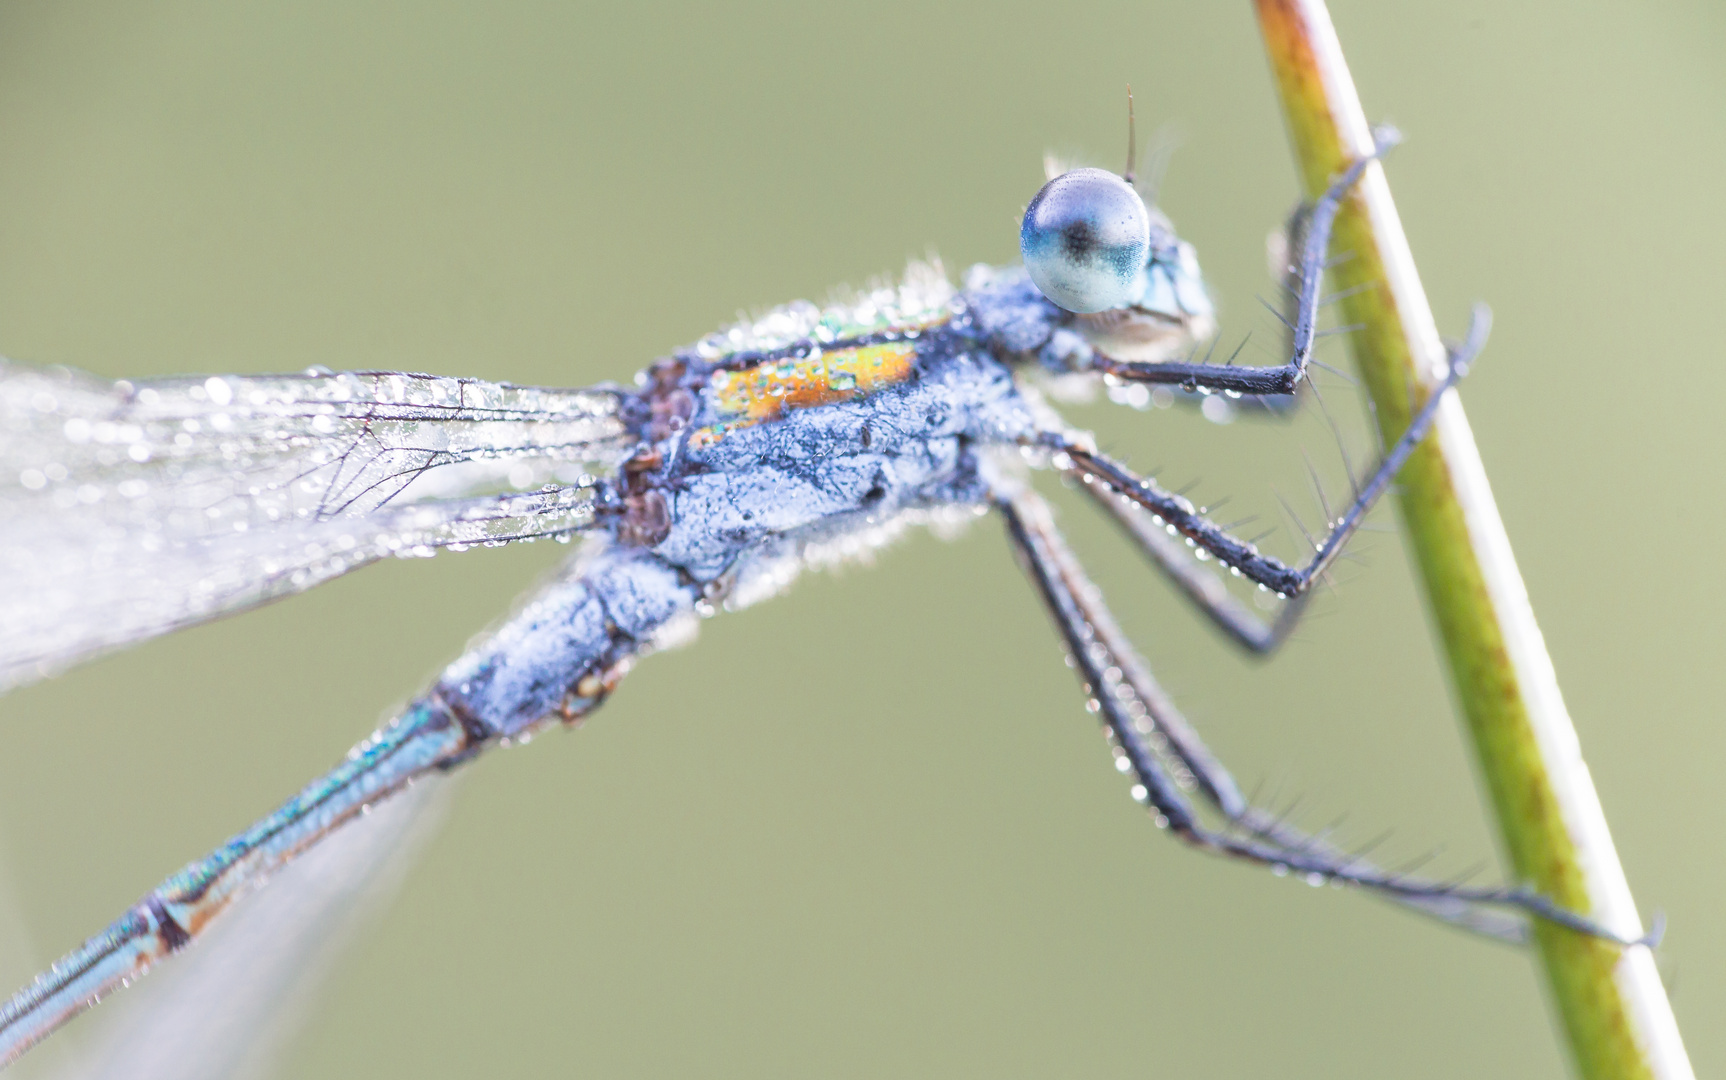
[0,8,1665,1076]
[1,95,1649,1073]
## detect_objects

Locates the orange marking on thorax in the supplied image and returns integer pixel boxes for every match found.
[690,340,917,448]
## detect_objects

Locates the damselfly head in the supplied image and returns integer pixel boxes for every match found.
[1020,166,1216,363]
[1020,168,1150,314]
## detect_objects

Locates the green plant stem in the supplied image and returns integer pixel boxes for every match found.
[1252,2,1689,1077]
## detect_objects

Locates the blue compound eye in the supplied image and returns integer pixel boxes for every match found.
[1020,168,1151,314]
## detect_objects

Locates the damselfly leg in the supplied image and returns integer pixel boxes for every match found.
[998,486,1652,945]
[1007,131,1652,945]
[1042,306,1482,598]
[1033,124,1482,604]
[1069,474,1309,654]
[1085,128,1397,397]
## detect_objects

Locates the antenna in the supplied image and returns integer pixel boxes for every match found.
[1123,86,1138,186]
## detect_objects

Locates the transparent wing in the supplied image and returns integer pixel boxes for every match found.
[0,360,632,690]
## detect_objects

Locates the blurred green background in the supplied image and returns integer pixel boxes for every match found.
[0,2,1721,1076]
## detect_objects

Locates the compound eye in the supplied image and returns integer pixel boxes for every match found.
[1019,168,1151,314]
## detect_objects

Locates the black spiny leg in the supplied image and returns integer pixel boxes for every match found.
[1072,473,1308,655]
[997,487,1656,946]
[1049,128,1424,633]
[1090,128,1396,397]
[1043,303,1488,599]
